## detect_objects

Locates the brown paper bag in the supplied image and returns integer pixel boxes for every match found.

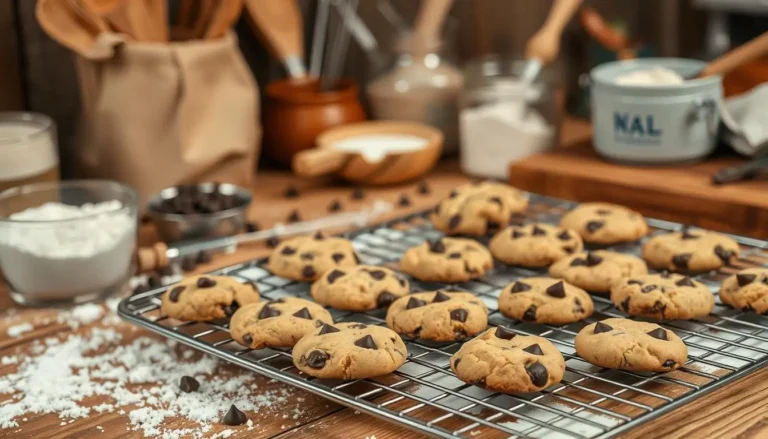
[74,32,259,204]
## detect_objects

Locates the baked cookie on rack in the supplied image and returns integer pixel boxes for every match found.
[400,237,493,283]
[549,250,648,294]
[311,265,410,311]
[611,273,714,320]
[431,181,528,236]
[386,291,488,341]
[292,322,407,379]
[266,233,359,281]
[489,223,583,268]
[451,327,565,393]
[642,228,739,272]
[498,277,594,325]
[718,268,768,314]
[574,318,688,372]
[161,275,260,322]
[559,202,648,245]
[230,297,333,349]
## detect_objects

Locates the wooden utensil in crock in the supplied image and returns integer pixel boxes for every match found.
[292,120,442,185]
[263,78,366,167]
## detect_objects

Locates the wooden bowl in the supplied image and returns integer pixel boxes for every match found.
[292,121,443,185]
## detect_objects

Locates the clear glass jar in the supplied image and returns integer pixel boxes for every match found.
[460,56,560,179]
[0,112,59,193]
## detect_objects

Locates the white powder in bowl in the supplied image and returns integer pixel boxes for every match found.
[0,201,136,300]
[332,134,428,163]
[614,67,685,86]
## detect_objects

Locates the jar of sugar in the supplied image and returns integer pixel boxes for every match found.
[459,56,560,179]
[0,180,138,306]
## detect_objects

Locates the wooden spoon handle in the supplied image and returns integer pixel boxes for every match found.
[293,148,348,178]
[244,0,306,78]
[411,0,454,52]
[525,0,582,64]
[699,31,768,78]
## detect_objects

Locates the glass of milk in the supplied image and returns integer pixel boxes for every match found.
[0,112,59,193]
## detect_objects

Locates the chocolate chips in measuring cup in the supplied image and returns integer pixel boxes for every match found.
[155,184,244,215]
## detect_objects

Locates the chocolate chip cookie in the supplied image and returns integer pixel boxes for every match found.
[386,291,488,341]
[161,275,260,321]
[310,265,410,311]
[266,233,359,281]
[719,268,768,314]
[431,181,528,236]
[574,318,688,372]
[292,322,407,379]
[610,273,714,320]
[451,327,565,393]
[230,297,333,349]
[642,229,740,272]
[400,237,493,283]
[559,202,648,245]
[549,250,648,294]
[498,277,594,325]
[489,223,584,268]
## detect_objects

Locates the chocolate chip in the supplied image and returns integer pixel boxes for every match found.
[349,323,367,329]
[523,305,537,321]
[223,404,248,426]
[595,209,611,216]
[428,239,446,253]
[546,281,566,298]
[511,281,532,293]
[586,252,603,266]
[433,291,452,302]
[222,302,239,316]
[621,297,631,312]
[181,256,197,272]
[284,185,299,198]
[448,252,462,259]
[331,253,345,263]
[367,269,386,280]
[168,286,185,302]
[494,326,516,340]
[354,335,378,350]
[523,344,544,355]
[292,308,312,319]
[406,297,426,309]
[573,298,584,314]
[377,291,396,308]
[242,333,253,345]
[627,279,643,286]
[672,253,692,269]
[287,210,301,223]
[651,300,667,315]
[417,181,431,195]
[258,305,280,319]
[197,277,216,288]
[450,309,468,322]
[448,215,462,230]
[511,229,525,239]
[488,196,503,207]
[397,194,411,207]
[594,322,613,334]
[714,245,734,264]
[570,258,587,267]
[641,284,657,293]
[647,327,668,340]
[196,251,212,264]
[266,236,280,248]
[179,376,199,393]
[737,273,757,287]
[662,360,676,368]
[526,362,549,387]
[449,190,458,198]
[532,226,546,236]
[302,266,316,279]
[245,222,260,233]
[305,350,329,369]
[557,230,570,241]
[325,269,345,284]
[318,324,340,335]
[398,278,407,288]
[300,252,315,261]
[281,246,297,255]
[328,200,343,212]
[314,231,325,240]
[676,276,695,287]
[351,187,365,200]
[585,220,604,233]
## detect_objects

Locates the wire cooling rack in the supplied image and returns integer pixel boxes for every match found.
[119,194,768,439]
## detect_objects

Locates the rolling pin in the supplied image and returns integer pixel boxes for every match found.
[244,0,306,79]
[521,0,583,82]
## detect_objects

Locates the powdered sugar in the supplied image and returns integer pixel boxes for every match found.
[6,323,33,338]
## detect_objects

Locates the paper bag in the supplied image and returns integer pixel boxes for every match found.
[74,32,259,204]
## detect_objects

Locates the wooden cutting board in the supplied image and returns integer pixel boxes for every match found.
[508,119,768,238]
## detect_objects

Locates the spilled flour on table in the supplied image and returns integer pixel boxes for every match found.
[0,299,301,438]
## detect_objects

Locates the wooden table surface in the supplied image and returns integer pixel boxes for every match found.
[3,129,768,438]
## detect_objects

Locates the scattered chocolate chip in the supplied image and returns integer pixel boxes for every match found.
[326,269,345,284]
[179,376,200,393]
[367,269,386,280]
[223,404,248,426]
[133,284,150,295]
[585,220,604,233]
[511,229,525,239]
[676,276,695,287]
[448,252,462,259]
[523,344,544,355]
[397,194,411,207]
[354,335,378,350]
[526,362,549,387]
[621,297,631,312]
[557,230,570,241]
[570,258,587,267]
[377,291,396,308]
[242,333,253,345]
[284,185,299,198]
[450,308,468,322]
[318,324,340,335]
[181,256,197,272]
[433,291,451,302]
[546,281,566,298]
[641,284,657,293]
[627,279,644,286]
[586,252,603,266]
[197,277,216,288]
[532,226,546,236]
[428,239,446,253]
[511,281,532,293]
[594,322,613,334]
[351,187,365,200]
[672,253,692,269]
[196,251,212,264]
[302,265,316,279]
[314,231,325,240]
[448,214,462,230]
[169,286,185,303]
[348,323,367,329]
[406,297,426,309]
[647,327,668,340]
[266,236,280,248]
[292,308,312,319]
[417,181,430,195]
[287,210,301,223]
[494,326,516,340]
[331,253,345,263]
[523,305,537,321]
[662,360,676,368]
[448,190,458,198]
[305,350,329,369]
[281,246,297,255]
[245,222,260,233]
[258,305,280,319]
[595,209,611,216]
[328,200,343,212]
[737,273,757,287]
[714,245,735,264]
[300,252,315,261]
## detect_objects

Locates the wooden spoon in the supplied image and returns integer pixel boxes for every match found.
[244,0,306,78]
[521,0,583,82]
[205,0,244,39]
[66,0,110,34]
[83,0,160,41]
[411,0,454,54]
[36,0,121,59]
[191,0,216,39]
[692,31,768,79]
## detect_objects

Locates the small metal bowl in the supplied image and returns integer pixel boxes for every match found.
[147,183,252,243]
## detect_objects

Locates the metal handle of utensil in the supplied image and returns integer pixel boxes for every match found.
[687,97,718,137]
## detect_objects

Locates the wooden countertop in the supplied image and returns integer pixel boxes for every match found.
[3,125,768,438]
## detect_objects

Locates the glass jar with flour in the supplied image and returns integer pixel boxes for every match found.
[460,56,559,179]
